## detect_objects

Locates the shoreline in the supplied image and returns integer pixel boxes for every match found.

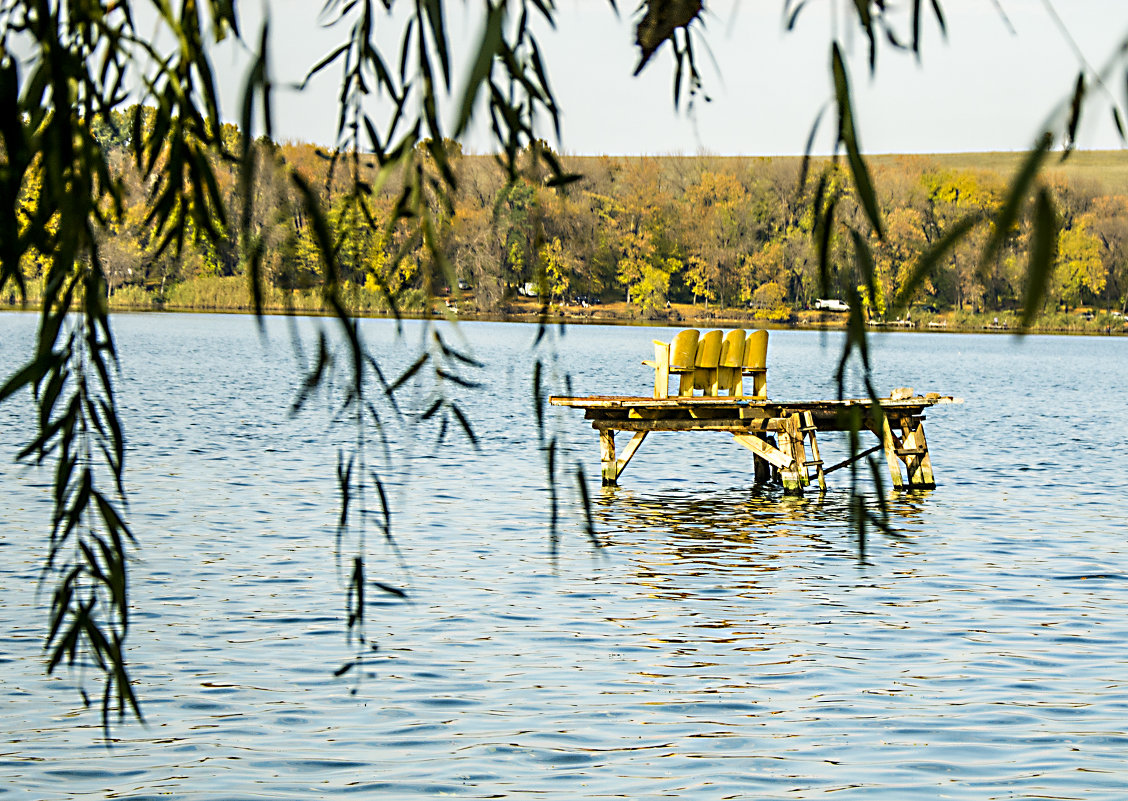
[4,299,1125,337]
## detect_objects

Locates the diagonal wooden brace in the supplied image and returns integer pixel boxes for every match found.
[733,431,806,495]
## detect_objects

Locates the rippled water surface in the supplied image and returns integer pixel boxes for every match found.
[2,312,1127,799]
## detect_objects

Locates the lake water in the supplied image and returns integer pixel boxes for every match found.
[2,311,1127,799]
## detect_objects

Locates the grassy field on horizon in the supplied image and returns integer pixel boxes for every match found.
[564,150,1128,193]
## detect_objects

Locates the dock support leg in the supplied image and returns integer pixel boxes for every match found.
[777,414,808,496]
[600,429,617,486]
[598,429,648,486]
[616,431,648,483]
[900,418,936,489]
[734,433,792,489]
[802,411,827,493]
[752,443,772,484]
[879,414,905,489]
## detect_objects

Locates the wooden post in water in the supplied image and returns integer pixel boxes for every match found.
[600,429,617,486]
[879,413,904,489]
[777,413,808,495]
[752,435,772,484]
[899,418,935,489]
[802,411,827,492]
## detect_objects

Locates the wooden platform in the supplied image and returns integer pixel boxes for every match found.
[549,394,959,494]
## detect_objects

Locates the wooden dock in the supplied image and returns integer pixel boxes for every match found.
[549,393,958,494]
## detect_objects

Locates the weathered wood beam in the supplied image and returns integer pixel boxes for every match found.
[776,413,808,494]
[615,431,649,482]
[879,414,905,489]
[732,433,793,471]
[802,411,827,492]
[900,419,936,489]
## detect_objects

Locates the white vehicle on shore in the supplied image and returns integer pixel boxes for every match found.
[814,298,849,312]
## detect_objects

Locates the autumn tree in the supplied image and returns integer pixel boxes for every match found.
[1053,221,1105,310]
[682,169,757,308]
[1083,195,1128,311]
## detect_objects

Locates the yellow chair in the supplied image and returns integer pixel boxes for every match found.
[644,329,699,397]
[692,330,723,395]
[742,329,768,399]
[717,329,746,396]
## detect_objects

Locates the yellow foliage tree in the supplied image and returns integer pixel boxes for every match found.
[684,254,716,307]
[538,237,574,303]
[1054,221,1105,310]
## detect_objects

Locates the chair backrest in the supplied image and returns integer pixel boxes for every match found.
[743,329,768,370]
[742,329,769,399]
[719,330,746,368]
[693,330,723,392]
[669,329,700,371]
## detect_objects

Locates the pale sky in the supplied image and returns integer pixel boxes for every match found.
[211,0,1128,156]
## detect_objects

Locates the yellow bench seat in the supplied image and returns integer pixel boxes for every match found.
[643,328,768,399]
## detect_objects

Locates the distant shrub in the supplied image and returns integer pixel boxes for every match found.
[753,305,793,322]
[750,282,785,309]
[108,285,157,309]
[165,276,253,310]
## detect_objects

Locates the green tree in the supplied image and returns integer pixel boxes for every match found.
[495,179,540,295]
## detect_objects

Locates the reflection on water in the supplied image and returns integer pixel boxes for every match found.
[2,312,1128,799]
[595,484,935,575]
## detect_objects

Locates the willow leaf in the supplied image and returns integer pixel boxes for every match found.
[832,43,884,238]
[982,132,1052,270]
[1063,71,1085,159]
[1020,187,1059,332]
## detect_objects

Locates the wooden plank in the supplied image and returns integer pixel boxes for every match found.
[588,408,761,423]
[688,407,738,419]
[915,422,936,487]
[778,413,807,494]
[549,395,956,412]
[775,425,800,494]
[895,446,928,456]
[900,419,936,488]
[591,418,782,433]
[649,340,671,398]
[677,371,695,396]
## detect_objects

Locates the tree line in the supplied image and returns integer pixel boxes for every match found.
[7,108,1124,321]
